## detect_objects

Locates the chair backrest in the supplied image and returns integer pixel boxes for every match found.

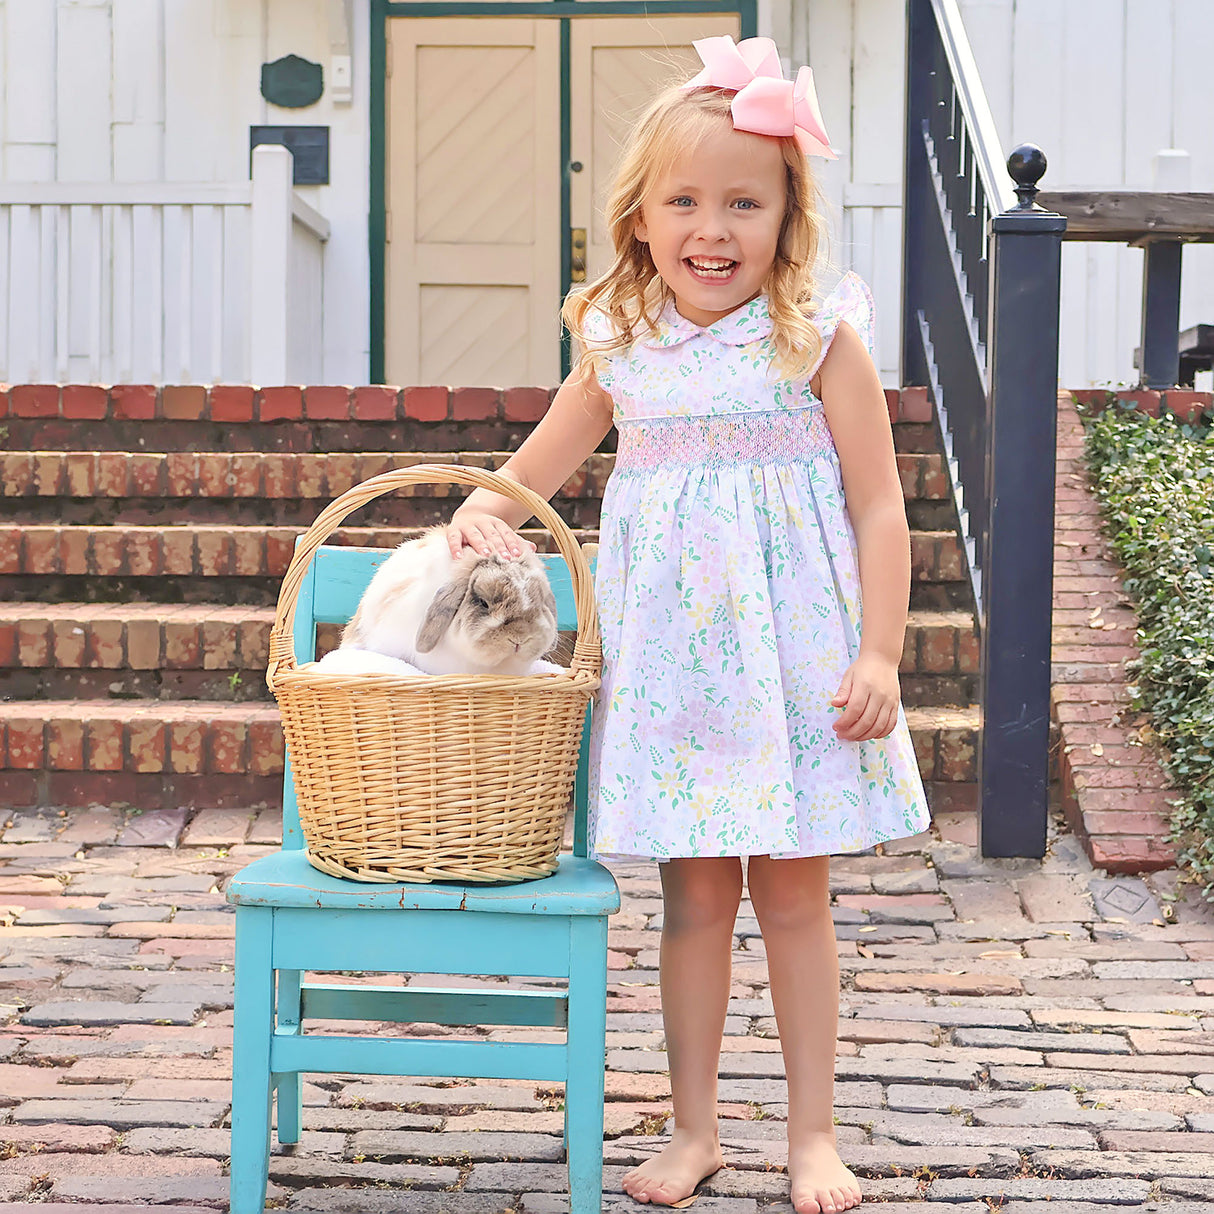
[280,543,594,861]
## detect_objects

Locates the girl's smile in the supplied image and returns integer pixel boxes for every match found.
[685,256,739,283]
[633,123,787,328]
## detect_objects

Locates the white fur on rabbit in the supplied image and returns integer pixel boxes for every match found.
[330,526,558,676]
[312,648,423,677]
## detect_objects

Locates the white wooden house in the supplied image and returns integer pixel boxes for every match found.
[0,0,1210,390]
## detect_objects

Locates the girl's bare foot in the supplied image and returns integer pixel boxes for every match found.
[788,1131,862,1214]
[621,1128,725,1206]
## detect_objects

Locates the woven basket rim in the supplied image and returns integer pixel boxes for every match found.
[276,665,601,691]
[266,462,601,694]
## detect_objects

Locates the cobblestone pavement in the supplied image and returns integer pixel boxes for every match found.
[1,804,1212,1213]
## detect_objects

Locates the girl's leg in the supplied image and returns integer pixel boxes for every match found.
[622,855,741,1206]
[745,853,862,1214]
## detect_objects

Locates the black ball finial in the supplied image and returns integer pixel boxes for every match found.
[1007,144,1047,208]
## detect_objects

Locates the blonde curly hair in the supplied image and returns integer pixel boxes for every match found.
[562,83,837,388]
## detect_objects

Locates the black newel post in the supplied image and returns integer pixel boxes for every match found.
[979,145,1066,859]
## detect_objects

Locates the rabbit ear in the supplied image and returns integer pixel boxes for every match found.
[416,566,472,653]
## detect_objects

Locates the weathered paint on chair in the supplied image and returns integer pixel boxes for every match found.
[227,544,619,1214]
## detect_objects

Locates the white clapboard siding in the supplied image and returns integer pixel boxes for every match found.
[958,0,1214,387]
[798,0,906,388]
[0,11,6,181]
[112,0,166,181]
[57,0,113,182]
[162,0,224,184]
[2,2,57,182]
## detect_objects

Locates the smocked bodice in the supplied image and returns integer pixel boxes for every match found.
[583,271,876,425]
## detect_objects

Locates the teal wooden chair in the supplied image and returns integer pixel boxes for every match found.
[226,528,619,1213]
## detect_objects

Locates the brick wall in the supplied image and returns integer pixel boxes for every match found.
[1051,388,1210,873]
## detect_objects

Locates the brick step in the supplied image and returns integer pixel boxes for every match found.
[892,421,939,455]
[0,523,595,583]
[0,698,979,812]
[2,383,936,452]
[0,699,282,813]
[0,604,980,705]
[0,385,553,454]
[0,526,974,610]
[0,604,278,703]
[1,449,955,529]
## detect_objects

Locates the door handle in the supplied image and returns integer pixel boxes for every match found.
[570,228,587,283]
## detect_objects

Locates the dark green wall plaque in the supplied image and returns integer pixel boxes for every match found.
[261,54,324,108]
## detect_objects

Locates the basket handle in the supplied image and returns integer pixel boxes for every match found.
[266,464,601,689]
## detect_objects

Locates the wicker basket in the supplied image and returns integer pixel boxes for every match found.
[266,465,602,884]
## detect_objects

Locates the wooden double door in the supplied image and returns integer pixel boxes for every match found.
[385,14,740,388]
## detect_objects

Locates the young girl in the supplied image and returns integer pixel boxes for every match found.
[448,35,931,1214]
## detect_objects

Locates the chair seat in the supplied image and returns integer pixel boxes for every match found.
[227,848,620,915]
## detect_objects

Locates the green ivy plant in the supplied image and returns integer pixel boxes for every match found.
[1080,397,1214,898]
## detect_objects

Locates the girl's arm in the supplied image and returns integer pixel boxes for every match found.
[816,320,912,742]
[447,372,615,559]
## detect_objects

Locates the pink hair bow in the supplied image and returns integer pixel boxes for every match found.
[682,35,837,160]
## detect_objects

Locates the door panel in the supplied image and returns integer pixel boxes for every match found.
[387,19,561,387]
[569,16,741,285]
[386,15,742,386]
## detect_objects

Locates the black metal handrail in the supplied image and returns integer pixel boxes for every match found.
[901,0,1066,859]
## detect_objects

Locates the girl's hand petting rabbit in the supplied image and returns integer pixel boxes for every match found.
[446,509,537,561]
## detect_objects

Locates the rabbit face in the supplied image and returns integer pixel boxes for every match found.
[338,528,559,677]
[417,551,558,673]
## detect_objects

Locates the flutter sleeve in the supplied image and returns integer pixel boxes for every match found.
[807,270,876,380]
[577,305,621,396]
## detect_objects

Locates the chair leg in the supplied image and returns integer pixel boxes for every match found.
[274,969,303,1145]
[565,915,608,1214]
[230,908,275,1214]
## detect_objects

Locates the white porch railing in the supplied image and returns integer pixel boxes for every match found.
[0,145,329,385]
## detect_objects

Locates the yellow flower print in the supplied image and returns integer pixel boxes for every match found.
[654,770,683,800]
[673,739,700,765]
[755,784,783,815]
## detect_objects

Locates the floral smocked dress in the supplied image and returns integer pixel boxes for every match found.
[582,271,932,862]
